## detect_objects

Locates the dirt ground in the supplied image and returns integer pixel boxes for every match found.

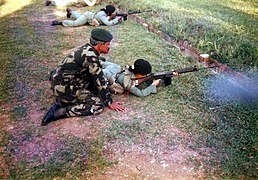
[0,102,206,179]
[0,103,11,179]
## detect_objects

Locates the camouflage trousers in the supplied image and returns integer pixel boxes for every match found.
[55,88,105,117]
[50,69,105,117]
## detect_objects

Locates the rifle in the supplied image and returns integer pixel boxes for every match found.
[131,66,219,86]
[116,10,151,21]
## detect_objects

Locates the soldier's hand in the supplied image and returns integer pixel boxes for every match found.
[172,72,179,76]
[152,79,161,86]
[110,13,116,20]
[117,16,123,22]
[108,101,125,112]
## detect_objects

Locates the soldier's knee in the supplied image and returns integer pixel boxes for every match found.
[66,101,105,117]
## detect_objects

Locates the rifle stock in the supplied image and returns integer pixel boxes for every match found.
[131,65,219,86]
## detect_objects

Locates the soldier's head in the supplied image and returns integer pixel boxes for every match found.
[90,28,113,54]
[102,5,116,16]
[129,59,152,76]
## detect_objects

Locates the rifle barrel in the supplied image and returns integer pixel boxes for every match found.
[131,65,219,85]
[128,9,152,14]
[175,67,197,74]
[176,65,219,74]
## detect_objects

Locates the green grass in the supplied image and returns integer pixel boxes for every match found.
[108,21,258,177]
[112,0,258,70]
[0,0,257,179]
[0,17,15,100]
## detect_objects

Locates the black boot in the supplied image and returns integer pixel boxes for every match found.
[51,20,63,26]
[41,104,68,126]
[66,8,72,18]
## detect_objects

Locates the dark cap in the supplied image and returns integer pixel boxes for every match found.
[91,28,113,42]
[105,5,116,14]
[132,59,152,75]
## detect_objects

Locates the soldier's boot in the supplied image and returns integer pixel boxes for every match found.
[51,21,63,26]
[45,0,51,6]
[66,8,72,18]
[41,104,68,126]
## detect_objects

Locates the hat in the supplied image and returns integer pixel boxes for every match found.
[105,5,116,14]
[132,59,152,75]
[91,28,113,42]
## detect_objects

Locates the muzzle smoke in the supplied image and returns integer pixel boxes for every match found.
[203,73,258,103]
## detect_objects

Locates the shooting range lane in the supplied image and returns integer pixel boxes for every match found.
[103,0,258,103]
[103,0,256,83]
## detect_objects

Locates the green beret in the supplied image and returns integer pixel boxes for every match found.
[91,28,113,42]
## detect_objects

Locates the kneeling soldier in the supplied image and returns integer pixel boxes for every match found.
[42,28,125,126]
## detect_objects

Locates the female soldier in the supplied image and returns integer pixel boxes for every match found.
[41,28,125,126]
[101,59,161,97]
[51,4,123,26]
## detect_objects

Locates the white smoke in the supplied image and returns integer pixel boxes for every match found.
[203,73,258,103]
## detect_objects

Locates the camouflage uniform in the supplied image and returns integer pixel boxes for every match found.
[50,43,112,117]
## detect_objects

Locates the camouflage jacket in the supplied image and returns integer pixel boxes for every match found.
[50,43,112,106]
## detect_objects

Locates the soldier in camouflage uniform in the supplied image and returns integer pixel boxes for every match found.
[41,28,125,126]
[51,5,123,27]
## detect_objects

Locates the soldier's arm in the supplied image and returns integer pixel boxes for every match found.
[120,74,157,97]
[97,11,122,26]
[129,85,157,97]
[88,57,113,105]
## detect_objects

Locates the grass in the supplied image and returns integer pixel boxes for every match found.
[0,16,14,100]
[0,0,257,179]
[112,0,258,70]
[8,137,111,179]
[107,20,258,176]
